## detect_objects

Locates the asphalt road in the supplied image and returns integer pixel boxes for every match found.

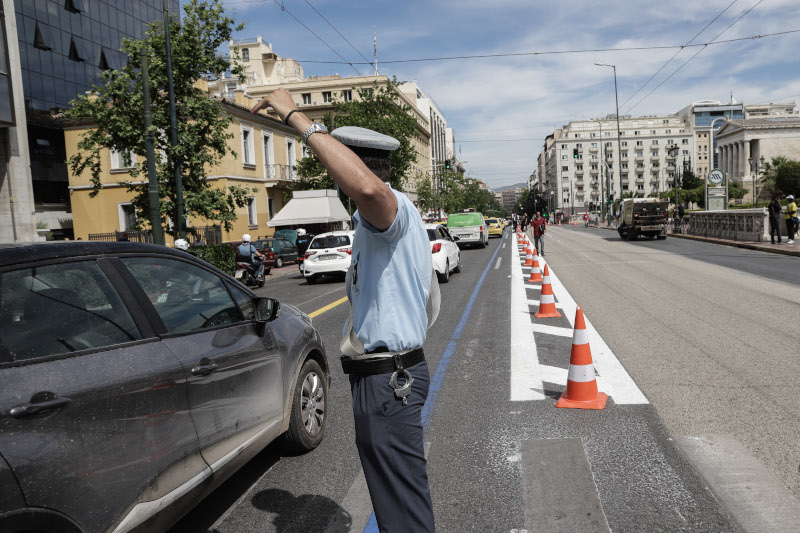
[170,226,800,533]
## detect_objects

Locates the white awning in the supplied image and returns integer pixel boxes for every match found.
[267,189,351,227]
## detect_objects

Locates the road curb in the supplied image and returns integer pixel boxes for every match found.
[669,233,800,257]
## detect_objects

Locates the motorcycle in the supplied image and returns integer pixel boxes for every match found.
[234,261,265,288]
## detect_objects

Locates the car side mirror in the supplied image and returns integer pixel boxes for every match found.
[254,297,280,323]
[452,236,460,242]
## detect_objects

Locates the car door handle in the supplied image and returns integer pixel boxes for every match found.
[9,394,72,419]
[191,363,218,377]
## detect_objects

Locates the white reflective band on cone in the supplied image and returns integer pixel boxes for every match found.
[572,328,589,346]
[542,276,551,284]
[540,293,555,304]
[567,364,596,383]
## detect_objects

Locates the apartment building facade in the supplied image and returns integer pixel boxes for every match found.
[207,38,436,200]
[66,93,302,243]
[546,115,693,214]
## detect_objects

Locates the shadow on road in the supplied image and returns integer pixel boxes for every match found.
[251,488,351,533]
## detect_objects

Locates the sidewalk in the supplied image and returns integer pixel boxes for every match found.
[669,232,800,257]
[593,224,800,257]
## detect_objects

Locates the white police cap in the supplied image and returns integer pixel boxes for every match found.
[331,126,400,152]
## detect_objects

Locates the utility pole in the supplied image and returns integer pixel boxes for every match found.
[163,0,185,239]
[140,47,163,245]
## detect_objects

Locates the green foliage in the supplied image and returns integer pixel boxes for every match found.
[514,188,547,216]
[293,77,418,201]
[66,0,252,235]
[186,244,235,273]
[775,160,800,196]
[415,171,502,217]
[727,180,748,200]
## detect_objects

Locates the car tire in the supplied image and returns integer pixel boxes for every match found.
[306,275,318,285]
[479,239,486,249]
[453,254,462,273]
[438,260,450,283]
[275,257,284,268]
[283,359,327,452]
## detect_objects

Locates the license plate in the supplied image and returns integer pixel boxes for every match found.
[234,270,244,279]
[318,254,337,261]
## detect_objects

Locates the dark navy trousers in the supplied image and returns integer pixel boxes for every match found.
[349,360,435,533]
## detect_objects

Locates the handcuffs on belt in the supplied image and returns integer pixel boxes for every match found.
[388,354,414,406]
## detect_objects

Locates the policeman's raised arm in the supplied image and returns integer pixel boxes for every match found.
[252,89,397,231]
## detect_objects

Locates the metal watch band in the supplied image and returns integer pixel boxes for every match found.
[302,123,328,143]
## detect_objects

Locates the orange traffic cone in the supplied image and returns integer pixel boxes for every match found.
[556,306,608,409]
[527,248,543,282]
[534,265,561,318]
[523,242,533,266]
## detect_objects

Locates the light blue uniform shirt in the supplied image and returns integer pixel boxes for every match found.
[347,187,432,353]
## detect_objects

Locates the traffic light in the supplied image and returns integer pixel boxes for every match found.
[444,159,451,170]
[607,195,614,203]
[573,148,579,159]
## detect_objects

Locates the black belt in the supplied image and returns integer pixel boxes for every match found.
[341,348,424,376]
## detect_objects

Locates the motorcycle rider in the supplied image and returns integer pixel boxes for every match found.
[237,234,266,281]
[174,238,189,251]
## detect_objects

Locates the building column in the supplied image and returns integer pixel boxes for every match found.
[0,0,37,242]
[743,140,751,182]
[727,144,733,177]
[719,144,726,174]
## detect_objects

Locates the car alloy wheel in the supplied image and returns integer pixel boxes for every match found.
[284,359,327,451]
[275,257,284,268]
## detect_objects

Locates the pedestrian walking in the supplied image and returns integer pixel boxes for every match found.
[768,194,783,244]
[252,90,437,533]
[533,212,546,256]
[786,194,798,244]
[521,213,529,233]
[583,212,589,228]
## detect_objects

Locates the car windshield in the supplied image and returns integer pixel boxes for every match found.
[448,213,482,227]
[426,229,438,241]
[310,235,350,249]
[274,229,297,244]
[486,218,498,224]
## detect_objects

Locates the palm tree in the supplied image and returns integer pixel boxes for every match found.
[761,156,789,194]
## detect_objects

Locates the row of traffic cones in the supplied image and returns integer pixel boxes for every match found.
[517,231,607,410]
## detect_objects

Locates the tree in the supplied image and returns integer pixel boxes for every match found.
[775,160,800,197]
[760,156,789,194]
[293,78,418,200]
[415,171,502,217]
[67,0,251,236]
[514,188,546,216]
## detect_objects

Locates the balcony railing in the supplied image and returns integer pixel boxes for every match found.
[590,168,599,174]
[589,146,598,152]
[575,169,584,175]
[265,163,296,181]
[635,156,645,161]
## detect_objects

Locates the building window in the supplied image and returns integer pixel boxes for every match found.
[650,130,657,135]
[634,131,640,135]
[118,203,137,231]
[241,126,255,165]
[590,132,596,138]
[621,141,627,147]
[636,141,643,146]
[241,48,249,61]
[225,82,236,99]
[65,0,85,13]
[342,90,353,102]
[574,133,581,138]
[268,197,274,219]
[562,166,568,171]
[34,23,53,51]
[665,129,671,134]
[561,155,568,160]
[682,139,689,144]
[576,143,582,148]
[621,163,628,169]
[682,150,689,155]
[110,149,136,171]
[652,140,659,145]
[302,93,311,105]
[69,36,89,62]
[287,139,296,178]
[322,91,332,103]
[561,144,567,149]
[262,132,274,177]
[246,196,257,226]
[591,142,597,147]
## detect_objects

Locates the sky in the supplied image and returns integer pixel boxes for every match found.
[203,0,800,189]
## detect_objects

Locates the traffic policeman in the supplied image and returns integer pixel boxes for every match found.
[251,91,436,532]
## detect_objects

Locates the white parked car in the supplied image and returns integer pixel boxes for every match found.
[425,223,462,283]
[303,231,355,284]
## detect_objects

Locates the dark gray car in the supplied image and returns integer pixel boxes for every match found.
[0,242,329,533]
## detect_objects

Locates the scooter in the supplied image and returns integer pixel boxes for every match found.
[234,261,265,288]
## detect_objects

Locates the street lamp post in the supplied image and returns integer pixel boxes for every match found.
[748,154,765,207]
[595,62,623,215]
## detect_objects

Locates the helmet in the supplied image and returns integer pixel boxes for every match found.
[242,233,252,243]
[296,228,306,236]
[174,238,189,251]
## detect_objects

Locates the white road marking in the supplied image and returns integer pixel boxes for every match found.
[510,235,649,405]
[524,284,542,290]
[495,257,503,270]
[502,242,507,249]
[510,234,545,401]
[549,260,659,267]
[530,323,572,337]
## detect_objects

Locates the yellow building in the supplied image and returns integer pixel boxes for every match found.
[66,91,304,243]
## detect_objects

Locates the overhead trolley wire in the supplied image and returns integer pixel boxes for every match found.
[624,0,765,113]
[300,0,379,74]
[290,27,798,65]
[618,0,739,111]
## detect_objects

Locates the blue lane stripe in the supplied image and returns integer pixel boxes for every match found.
[363,230,506,533]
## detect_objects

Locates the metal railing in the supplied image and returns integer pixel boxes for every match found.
[685,209,767,241]
[188,225,223,246]
[88,230,153,243]
[88,225,222,245]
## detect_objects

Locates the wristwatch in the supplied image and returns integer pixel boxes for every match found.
[302,122,328,143]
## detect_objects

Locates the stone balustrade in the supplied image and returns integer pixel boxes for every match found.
[686,209,768,241]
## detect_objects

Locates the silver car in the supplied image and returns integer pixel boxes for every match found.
[0,242,329,533]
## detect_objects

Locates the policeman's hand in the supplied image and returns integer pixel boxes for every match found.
[251,88,297,121]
